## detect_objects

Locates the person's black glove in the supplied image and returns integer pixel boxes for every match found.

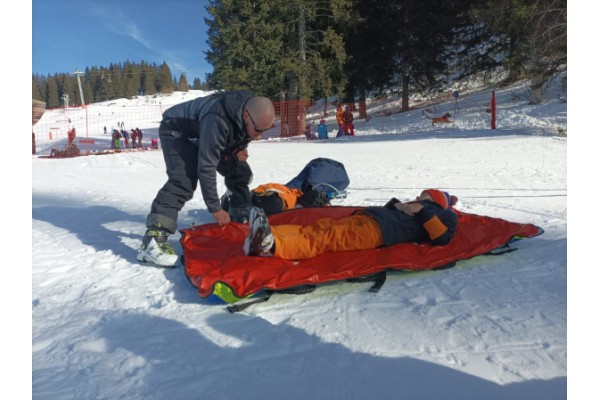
[384,197,401,210]
[298,190,330,208]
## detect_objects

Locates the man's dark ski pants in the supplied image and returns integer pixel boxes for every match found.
[146,127,252,234]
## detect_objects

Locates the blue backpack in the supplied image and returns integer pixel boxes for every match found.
[286,158,349,199]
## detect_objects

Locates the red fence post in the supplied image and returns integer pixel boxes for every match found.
[358,98,367,120]
[491,90,496,130]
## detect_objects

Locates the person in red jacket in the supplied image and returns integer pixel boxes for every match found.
[342,106,355,136]
[67,127,76,145]
[131,129,138,148]
[244,189,458,260]
[335,104,344,137]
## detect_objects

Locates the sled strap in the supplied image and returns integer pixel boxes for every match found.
[483,244,518,256]
[347,271,387,293]
[369,271,387,293]
[227,292,272,313]
[276,285,317,295]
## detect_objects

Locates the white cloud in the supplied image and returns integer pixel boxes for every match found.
[94,5,153,50]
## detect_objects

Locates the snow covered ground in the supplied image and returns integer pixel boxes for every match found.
[28,79,572,399]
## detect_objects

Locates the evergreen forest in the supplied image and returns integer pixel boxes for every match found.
[33,0,566,108]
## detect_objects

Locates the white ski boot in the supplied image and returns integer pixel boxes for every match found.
[137,227,179,267]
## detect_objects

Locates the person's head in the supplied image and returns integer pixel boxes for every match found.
[243,96,275,139]
[418,189,451,208]
[320,119,325,124]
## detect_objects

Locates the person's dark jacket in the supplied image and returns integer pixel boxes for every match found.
[160,90,253,213]
[361,199,458,247]
[342,110,354,124]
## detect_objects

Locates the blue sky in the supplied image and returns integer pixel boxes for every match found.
[32,0,213,82]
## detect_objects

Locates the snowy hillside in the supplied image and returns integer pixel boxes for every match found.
[29,79,570,399]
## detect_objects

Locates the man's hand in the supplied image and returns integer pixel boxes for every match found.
[394,202,423,216]
[212,210,231,226]
[236,148,249,161]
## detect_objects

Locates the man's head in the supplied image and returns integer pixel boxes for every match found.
[243,96,275,139]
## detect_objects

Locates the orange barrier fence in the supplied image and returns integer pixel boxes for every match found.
[32,95,493,157]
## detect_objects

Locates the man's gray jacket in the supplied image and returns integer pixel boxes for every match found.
[161,90,253,213]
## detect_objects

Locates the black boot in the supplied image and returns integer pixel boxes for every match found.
[229,205,252,223]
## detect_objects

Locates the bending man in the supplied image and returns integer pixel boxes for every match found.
[139,91,275,267]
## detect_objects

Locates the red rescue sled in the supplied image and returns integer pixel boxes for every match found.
[180,207,543,304]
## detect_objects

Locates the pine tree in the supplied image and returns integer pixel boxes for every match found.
[205,0,285,96]
[46,77,60,108]
[32,60,182,104]
[124,61,141,97]
[81,69,94,105]
[98,67,112,101]
[156,62,174,93]
[32,75,44,101]
[343,0,464,111]
[110,63,125,99]
[280,0,351,101]
[471,0,567,103]
[178,73,189,91]
[205,0,350,136]
[56,73,77,106]
[140,61,157,95]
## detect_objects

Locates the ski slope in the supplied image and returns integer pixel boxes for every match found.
[30,79,569,399]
